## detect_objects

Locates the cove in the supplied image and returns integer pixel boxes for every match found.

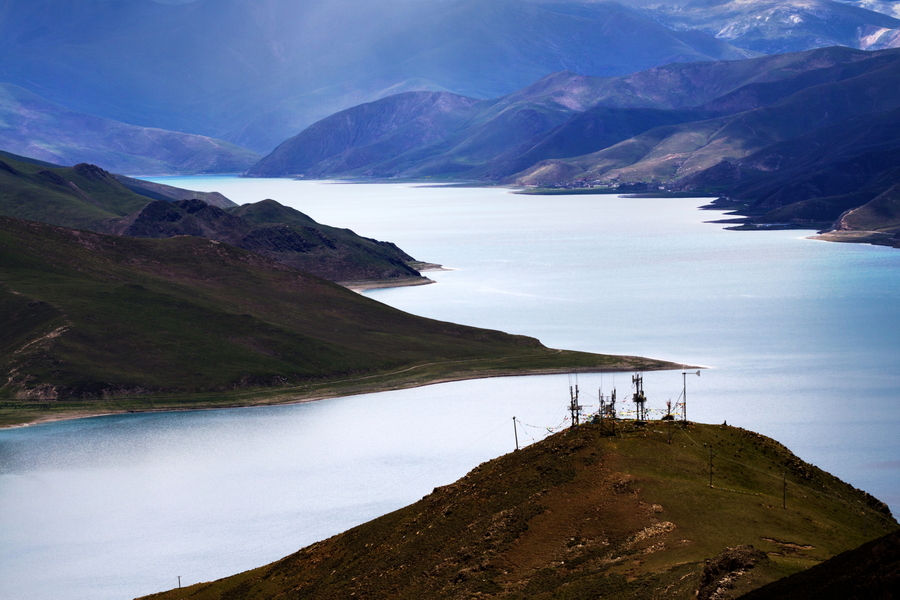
[1,179,898,600]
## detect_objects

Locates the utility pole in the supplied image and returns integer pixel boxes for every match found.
[782,472,787,509]
[513,416,519,451]
[666,400,674,443]
[178,576,182,589]
[682,369,700,423]
[569,381,581,427]
[632,373,647,422]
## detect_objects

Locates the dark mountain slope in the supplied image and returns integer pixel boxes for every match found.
[479,106,709,179]
[0,216,657,412]
[250,47,891,181]
[560,45,882,111]
[836,183,900,235]
[737,529,900,600]
[512,47,900,186]
[0,83,260,175]
[107,198,427,284]
[718,108,900,213]
[246,92,483,178]
[140,421,896,600]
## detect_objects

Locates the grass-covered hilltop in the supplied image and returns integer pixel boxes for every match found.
[0,214,674,428]
[141,420,897,600]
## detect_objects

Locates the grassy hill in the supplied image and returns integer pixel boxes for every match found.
[0,151,235,230]
[0,215,671,427]
[107,198,429,284]
[140,420,897,600]
[0,151,434,284]
[0,153,160,231]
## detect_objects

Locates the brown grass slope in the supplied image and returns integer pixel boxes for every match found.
[142,422,896,600]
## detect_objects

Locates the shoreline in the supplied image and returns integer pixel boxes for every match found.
[808,230,899,248]
[0,358,699,430]
[341,264,451,292]
[342,276,435,292]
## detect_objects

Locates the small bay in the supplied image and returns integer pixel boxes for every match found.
[1,178,898,600]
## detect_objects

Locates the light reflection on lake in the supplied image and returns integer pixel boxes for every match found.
[1,178,898,600]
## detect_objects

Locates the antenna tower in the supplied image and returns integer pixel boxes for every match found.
[598,386,617,435]
[632,372,647,422]
[569,378,582,428]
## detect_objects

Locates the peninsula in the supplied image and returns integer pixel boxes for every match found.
[0,214,678,428]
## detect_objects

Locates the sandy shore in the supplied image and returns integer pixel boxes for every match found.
[809,230,898,247]
[342,276,435,292]
[340,264,452,292]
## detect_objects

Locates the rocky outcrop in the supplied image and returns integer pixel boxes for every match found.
[698,545,769,600]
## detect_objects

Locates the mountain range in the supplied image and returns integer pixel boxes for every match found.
[247,45,900,243]
[3,0,874,155]
[3,0,900,171]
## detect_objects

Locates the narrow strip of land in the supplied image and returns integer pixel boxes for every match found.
[1,352,689,429]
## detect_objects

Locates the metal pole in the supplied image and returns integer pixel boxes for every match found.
[682,369,699,423]
[178,576,181,588]
[782,472,786,509]
[709,448,714,488]
[513,416,519,451]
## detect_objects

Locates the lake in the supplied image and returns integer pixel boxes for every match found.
[1,178,898,600]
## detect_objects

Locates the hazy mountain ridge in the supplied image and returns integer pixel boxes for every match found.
[0,0,755,153]
[248,47,897,180]
[2,0,896,165]
[0,83,260,175]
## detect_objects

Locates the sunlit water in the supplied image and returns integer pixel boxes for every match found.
[2,177,898,600]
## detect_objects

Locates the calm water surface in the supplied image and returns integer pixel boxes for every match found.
[1,178,898,600]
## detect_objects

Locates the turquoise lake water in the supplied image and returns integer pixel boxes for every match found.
[1,178,898,599]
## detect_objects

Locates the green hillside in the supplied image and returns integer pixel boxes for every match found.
[0,151,433,284]
[140,421,897,600]
[0,153,154,230]
[0,216,671,427]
